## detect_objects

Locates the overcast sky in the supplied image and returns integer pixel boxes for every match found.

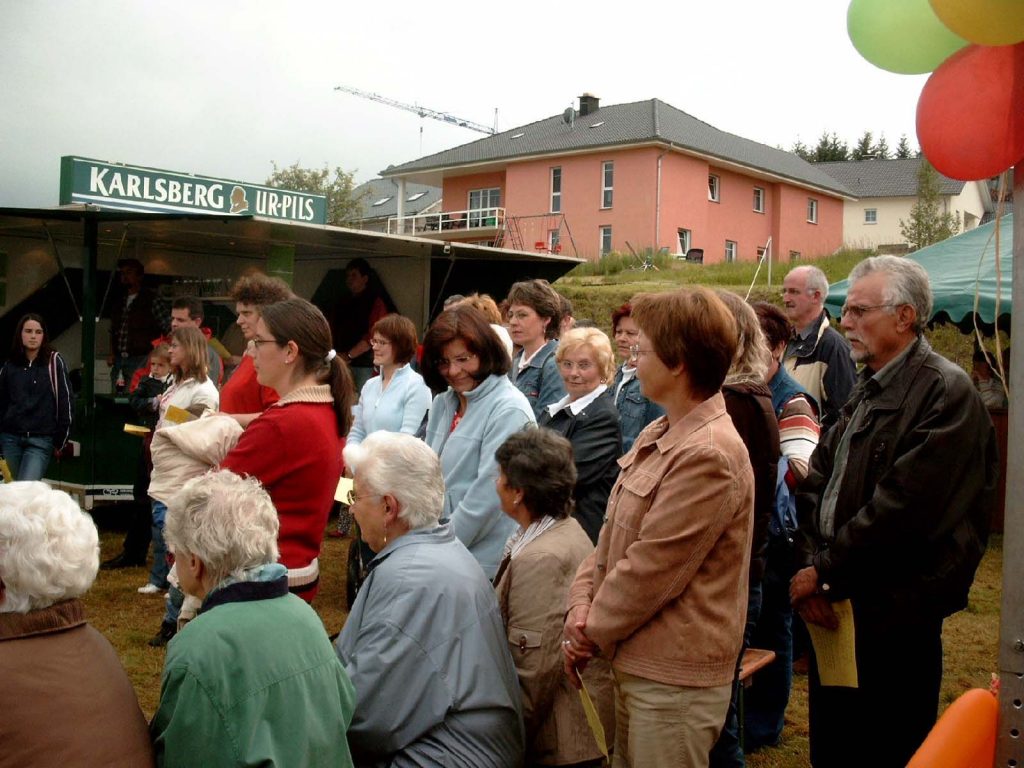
[0,0,929,207]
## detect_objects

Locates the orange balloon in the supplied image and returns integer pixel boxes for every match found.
[917,42,1024,180]
[907,688,997,768]
[930,0,1024,46]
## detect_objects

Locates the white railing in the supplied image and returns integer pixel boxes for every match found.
[387,207,506,236]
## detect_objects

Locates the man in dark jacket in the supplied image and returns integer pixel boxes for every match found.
[108,259,167,390]
[791,256,997,768]
[782,265,857,429]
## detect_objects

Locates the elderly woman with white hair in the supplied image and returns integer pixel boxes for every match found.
[0,482,154,767]
[336,431,524,767]
[538,326,622,544]
[150,470,356,768]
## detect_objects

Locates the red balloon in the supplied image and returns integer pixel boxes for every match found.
[917,42,1024,180]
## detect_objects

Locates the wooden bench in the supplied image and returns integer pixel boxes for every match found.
[738,647,777,750]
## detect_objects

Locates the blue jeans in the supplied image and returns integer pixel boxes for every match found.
[1,433,54,481]
[148,501,170,589]
[744,536,795,750]
[163,584,184,627]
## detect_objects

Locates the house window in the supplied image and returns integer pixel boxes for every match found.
[600,226,613,255]
[550,167,562,213]
[468,188,501,227]
[753,187,765,213]
[807,198,818,224]
[708,174,720,202]
[549,229,561,252]
[725,240,737,263]
[372,196,392,207]
[406,191,427,202]
[677,228,692,255]
[865,208,877,224]
[789,251,802,262]
[601,161,614,209]
[756,246,767,261]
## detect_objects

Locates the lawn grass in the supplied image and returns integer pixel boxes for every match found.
[87,514,1001,768]
[555,249,995,371]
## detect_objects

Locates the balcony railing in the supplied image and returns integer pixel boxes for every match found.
[387,207,506,236]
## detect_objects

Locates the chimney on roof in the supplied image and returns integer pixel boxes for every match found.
[579,93,600,117]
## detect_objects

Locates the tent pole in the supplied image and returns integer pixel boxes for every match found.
[995,160,1023,766]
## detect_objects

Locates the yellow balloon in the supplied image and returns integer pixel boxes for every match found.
[930,0,1024,45]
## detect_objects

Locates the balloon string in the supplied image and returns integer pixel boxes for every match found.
[971,172,1008,402]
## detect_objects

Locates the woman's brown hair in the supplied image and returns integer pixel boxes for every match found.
[420,306,510,392]
[170,326,209,384]
[259,298,355,435]
[371,314,418,365]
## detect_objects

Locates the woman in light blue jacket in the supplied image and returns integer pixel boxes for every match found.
[347,313,431,446]
[422,306,535,578]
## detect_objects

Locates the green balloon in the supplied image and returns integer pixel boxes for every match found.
[848,0,967,74]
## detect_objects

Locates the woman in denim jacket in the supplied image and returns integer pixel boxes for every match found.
[609,303,663,453]
[507,279,565,418]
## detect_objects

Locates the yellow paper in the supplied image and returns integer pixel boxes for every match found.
[164,405,197,425]
[0,457,12,483]
[806,598,859,688]
[123,423,152,436]
[576,668,608,758]
[335,476,354,504]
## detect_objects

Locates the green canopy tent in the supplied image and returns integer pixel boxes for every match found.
[825,214,1014,335]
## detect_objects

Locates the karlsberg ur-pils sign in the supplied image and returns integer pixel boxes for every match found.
[59,156,327,225]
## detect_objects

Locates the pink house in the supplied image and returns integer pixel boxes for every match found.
[382,95,852,263]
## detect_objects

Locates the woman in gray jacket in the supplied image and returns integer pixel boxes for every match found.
[337,431,524,767]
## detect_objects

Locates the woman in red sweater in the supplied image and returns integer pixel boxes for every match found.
[221,298,354,602]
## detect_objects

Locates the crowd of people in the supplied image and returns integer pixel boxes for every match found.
[0,254,1002,768]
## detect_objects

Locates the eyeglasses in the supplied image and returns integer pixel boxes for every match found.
[370,338,391,347]
[559,359,595,373]
[345,489,381,506]
[435,353,477,370]
[840,303,897,320]
[247,337,278,350]
[628,343,652,359]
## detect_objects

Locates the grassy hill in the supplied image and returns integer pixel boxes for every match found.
[554,249,993,371]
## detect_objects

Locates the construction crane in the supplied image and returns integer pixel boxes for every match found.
[334,85,496,136]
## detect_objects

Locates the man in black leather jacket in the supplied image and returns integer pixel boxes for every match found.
[791,255,997,768]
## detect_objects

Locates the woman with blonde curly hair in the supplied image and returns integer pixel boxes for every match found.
[457,293,513,359]
[537,327,621,543]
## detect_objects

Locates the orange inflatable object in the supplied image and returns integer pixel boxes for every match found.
[907,688,997,768]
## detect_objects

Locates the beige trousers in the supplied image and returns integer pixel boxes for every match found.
[611,670,732,768]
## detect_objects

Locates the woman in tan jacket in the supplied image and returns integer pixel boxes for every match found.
[563,287,756,768]
[494,428,613,767]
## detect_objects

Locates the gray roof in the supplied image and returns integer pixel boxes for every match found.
[382,98,854,197]
[354,177,441,221]
[815,158,965,198]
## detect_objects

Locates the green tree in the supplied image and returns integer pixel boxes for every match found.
[872,133,891,159]
[852,130,874,160]
[810,131,849,162]
[899,160,960,251]
[896,134,913,159]
[791,139,812,161]
[265,162,365,226]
